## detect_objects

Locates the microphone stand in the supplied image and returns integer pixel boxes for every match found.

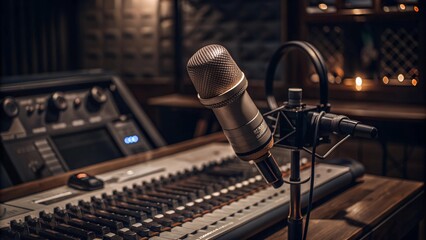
[288,150,303,240]
[263,88,324,240]
[264,41,377,240]
[263,41,331,240]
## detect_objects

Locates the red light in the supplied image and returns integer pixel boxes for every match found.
[77,173,88,179]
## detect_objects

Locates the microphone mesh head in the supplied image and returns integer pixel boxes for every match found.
[187,44,243,99]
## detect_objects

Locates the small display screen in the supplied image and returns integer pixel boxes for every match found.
[52,128,123,170]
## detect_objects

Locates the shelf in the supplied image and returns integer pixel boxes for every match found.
[304,10,420,23]
[147,93,426,122]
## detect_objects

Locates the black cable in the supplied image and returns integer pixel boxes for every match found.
[264,41,329,110]
[302,111,325,240]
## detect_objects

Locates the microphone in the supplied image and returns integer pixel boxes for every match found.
[309,112,378,139]
[187,44,284,188]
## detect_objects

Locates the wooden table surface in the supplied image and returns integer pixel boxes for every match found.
[257,175,425,240]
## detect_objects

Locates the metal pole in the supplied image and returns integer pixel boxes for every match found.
[288,149,303,240]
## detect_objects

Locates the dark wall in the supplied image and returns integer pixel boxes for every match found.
[1,0,80,77]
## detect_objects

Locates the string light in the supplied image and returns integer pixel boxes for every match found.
[355,77,362,91]
[382,76,389,84]
[318,3,328,11]
[414,6,419,12]
[397,74,404,82]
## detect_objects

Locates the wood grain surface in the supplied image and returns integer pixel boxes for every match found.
[262,175,424,240]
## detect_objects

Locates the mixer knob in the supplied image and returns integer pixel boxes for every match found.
[1,97,19,118]
[49,92,68,111]
[86,86,108,112]
[89,86,107,104]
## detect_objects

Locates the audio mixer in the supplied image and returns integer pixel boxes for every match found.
[0,71,165,188]
[0,143,363,240]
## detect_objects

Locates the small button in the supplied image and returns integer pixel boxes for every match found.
[51,123,67,130]
[49,165,64,173]
[25,105,35,114]
[36,104,45,113]
[68,172,104,191]
[37,146,52,153]
[1,134,14,141]
[41,152,55,159]
[45,158,59,166]
[32,127,47,134]
[15,133,27,139]
[43,154,58,162]
[77,173,88,179]
[34,140,49,147]
[74,98,82,108]
[71,120,85,127]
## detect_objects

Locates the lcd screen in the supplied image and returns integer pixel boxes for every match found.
[52,128,123,170]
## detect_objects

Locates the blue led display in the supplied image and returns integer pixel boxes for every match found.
[124,135,139,144]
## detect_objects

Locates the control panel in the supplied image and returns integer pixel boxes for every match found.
[0,71,165,188]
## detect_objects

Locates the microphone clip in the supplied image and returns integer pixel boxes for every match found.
[264,88,330,151]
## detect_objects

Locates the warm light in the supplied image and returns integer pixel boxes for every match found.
[328,73,335,83]
[412,79,418,86]
[383,6,390,12]
[353,9,363,15]
[355,77,362,86]
[318,3,328,11]
[355,77,362,91]
[414,6,419,12]
[399,4,406,11]
[335,76,342,84]
[310,74,319,83]
[397,74,404,82]
[382,76,389,84]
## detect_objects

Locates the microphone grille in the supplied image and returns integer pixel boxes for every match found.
[187,44,243,99]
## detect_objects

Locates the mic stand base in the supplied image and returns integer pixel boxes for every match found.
[288,217,303,240]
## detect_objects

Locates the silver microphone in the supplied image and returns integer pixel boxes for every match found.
[187,44,284,188]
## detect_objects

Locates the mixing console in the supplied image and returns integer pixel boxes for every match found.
[0,143,363,240]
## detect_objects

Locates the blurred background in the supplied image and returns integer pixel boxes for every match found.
[1,0,425,182]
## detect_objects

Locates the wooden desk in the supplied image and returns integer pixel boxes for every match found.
[257,175,425,240]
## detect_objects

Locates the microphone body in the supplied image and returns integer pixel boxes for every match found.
[187,44,284,188]
[201,77,272,160]
[276,88,378,149]
[309,112,377,139]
